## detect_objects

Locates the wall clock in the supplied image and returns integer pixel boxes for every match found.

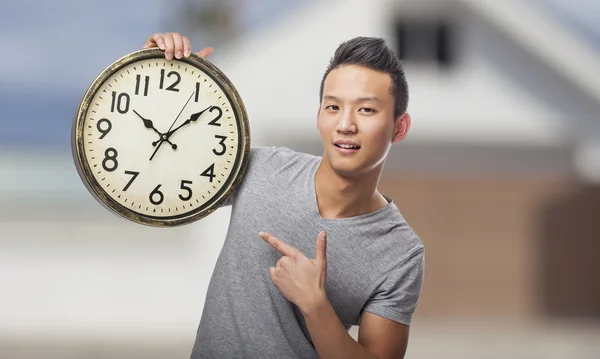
[72,48,250,227]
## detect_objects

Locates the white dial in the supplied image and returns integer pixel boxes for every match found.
[73,51,249,226]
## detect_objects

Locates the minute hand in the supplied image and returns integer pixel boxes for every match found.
[163,106,212,140]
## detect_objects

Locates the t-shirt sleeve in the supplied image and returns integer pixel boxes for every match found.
[362,247,425,326]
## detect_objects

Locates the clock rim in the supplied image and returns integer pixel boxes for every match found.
[71,48,251,228]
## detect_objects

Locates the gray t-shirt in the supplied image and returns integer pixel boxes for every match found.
[190,146,424,359]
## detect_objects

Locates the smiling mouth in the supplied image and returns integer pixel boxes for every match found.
[335,144,361,150]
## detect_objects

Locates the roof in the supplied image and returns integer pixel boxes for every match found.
[206,0,599,148]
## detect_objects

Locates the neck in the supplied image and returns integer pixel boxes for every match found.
[314,157,388,219]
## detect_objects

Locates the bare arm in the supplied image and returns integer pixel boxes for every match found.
[302,295,409,359]
[357,312,410,359]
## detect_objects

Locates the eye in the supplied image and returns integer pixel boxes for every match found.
[359,107,375,113]
[325,105,340,111]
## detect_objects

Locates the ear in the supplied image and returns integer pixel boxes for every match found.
[392,112,411,144]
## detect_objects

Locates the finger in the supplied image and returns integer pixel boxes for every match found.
[143,33,165,50]
[279,256,291,267]
[171,33,184,59]
[195,47,214,58]
[269,266,276,279]
[183,36,192,57]
[259,232,298,257]
[316,232,327,266]
[142,34,154,49]
[163,33,175,60]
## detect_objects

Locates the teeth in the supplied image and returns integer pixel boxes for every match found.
[337,144,359,149]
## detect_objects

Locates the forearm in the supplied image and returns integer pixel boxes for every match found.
[301,293,377,359]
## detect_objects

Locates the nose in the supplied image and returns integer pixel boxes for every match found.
[335,109,357,134]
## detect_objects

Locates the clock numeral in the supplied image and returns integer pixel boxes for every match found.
[135,75,150,96]
[208,106,222,127]
[213,135,227,156]
[194,82,200,102]
[123,170,140,191]
[96,118,112,139]
[149,184,164,205]
[200,163,216,182]
[102,148,119,172]
[111,91,130,114]
[179,180,193,201]
[159,69,181,92]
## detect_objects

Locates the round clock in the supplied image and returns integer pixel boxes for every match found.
[72,48,250,227]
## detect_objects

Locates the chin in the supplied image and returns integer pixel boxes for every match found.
[327,158,369,178]
[331,154,387,178]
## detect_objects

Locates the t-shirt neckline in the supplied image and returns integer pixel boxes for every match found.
[308,159,395,222]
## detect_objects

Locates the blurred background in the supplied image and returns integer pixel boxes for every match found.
[1,0,599,358]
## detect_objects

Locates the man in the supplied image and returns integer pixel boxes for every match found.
[143,32,425,359]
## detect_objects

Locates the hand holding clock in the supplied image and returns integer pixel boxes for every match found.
[143,32,214,60]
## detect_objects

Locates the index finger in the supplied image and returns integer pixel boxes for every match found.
[259,232,298,257]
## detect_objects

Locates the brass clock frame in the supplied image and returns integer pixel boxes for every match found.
[72,48,250,227]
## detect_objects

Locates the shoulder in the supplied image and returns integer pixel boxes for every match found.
[392,208,424,263]
[249,146,317,164]
[359,208,425,327]
[371,203,424,258]
[224,146,319,207]
[247,146,320,177]
[362,204,425,283]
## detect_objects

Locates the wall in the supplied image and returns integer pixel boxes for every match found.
[378,173,600,320]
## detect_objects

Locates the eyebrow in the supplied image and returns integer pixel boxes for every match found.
[323,95,381,104]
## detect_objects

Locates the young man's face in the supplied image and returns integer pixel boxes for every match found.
[317,65,410,177]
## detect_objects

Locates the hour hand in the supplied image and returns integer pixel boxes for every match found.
[188,106,213,123]
[133,109,177,149]
[163,106,213,139]
[133,110,160,133]
[179,106,213,129]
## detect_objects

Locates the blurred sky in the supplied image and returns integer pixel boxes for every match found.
[537,0,600,45]
[0,0,597,150]
[0,0,302,150]
[0,0,167,149]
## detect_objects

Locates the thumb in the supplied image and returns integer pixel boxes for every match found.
[195,47,214,58]
[316,231,327,266]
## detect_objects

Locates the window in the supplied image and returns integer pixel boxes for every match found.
[394,19,456,67]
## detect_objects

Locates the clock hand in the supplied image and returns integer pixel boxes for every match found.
[133,109,177,149]
[151,106,212,146]
[149,91,195,161]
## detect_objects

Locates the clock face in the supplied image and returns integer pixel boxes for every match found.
[73,49,250,226]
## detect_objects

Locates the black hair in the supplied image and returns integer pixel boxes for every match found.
[319,37,409,118]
